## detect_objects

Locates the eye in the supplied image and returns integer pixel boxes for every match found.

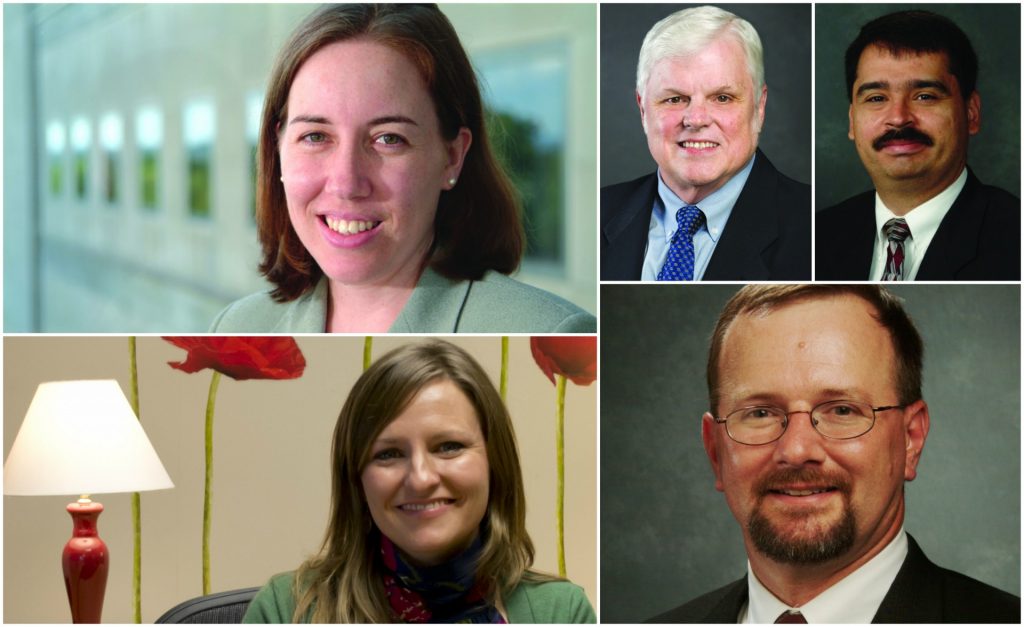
[374,133,406,147]
[300,131,327,144]
[740,407,780,421]
[914,93,938,101]
[437,441,466,456]
[864,94,886,104]
[714,94,733,103]
[664,96,684,105]
[372,448,402,462]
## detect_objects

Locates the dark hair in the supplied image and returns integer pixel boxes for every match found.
[707,285,924,413]
[844,10,978,102]
[257,4,524,302]
[292,340,552,621]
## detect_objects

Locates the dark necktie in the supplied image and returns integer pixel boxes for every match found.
[775,609,808,623]
[882,217,911,281]
[656,205,705,281]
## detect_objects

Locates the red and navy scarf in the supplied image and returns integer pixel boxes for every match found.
[379,533,506,623]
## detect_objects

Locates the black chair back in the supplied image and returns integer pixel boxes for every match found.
[156,587,261,624]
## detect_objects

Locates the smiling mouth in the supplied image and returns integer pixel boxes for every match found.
[398,499,455,512]
[323,216,381,235]
[678,140,719,150]
[769,487,837,497]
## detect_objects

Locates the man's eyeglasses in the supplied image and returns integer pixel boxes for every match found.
[713,400,904,445]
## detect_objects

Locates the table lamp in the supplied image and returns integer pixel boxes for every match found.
[4,380,174,623]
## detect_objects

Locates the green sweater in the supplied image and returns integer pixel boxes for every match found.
[242,571,596,624]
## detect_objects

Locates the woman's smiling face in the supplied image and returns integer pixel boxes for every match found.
[278,39,470,288]
[360,379,490,566]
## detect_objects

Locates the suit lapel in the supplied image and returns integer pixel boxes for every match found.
[871,534,943,623]
[601,174,658,280]
[707,576,749,622]
[916,171,983,279]
[704,151,776,280]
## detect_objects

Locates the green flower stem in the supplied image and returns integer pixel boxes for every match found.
[556,374,566,577]
[128,337,142,623]
[363,337,373,371]
[500,337,509,402]
[203,371,222,595]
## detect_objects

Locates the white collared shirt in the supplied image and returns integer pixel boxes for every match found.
[868,168,968,280]
[640,154,755,281]
[740,528,909,624]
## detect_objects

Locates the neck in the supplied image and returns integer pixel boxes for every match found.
[875,164,965,216]
[326,272,421,333]
[746,502,905,607]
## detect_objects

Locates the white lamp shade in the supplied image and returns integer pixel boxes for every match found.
[4,380,174,496]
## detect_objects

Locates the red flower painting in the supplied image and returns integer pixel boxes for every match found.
[163,337,305,380]
[530,337,597,386]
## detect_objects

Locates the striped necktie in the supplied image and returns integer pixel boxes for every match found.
[657,205,705,281]
[882,217,911,281]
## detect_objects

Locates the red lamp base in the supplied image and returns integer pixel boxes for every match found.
[62,499,109,623]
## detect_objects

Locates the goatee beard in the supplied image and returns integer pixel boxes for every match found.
[747,468,856,564]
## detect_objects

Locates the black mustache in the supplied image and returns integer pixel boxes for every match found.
[873,127,934,151]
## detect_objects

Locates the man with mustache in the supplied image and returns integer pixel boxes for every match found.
[600,5,810,281]
[651,284,1020,623]
[816,11,1020,280]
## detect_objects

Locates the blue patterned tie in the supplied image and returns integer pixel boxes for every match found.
[657,205,705,281]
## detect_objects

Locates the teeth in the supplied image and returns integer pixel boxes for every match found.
[324,216,378,235]
[682,141,718,149]
[780,488,829,496]
[400,500,452,511]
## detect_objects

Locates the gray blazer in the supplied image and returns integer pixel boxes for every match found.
[210,267,596,333]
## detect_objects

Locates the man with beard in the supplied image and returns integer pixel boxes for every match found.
[651,284,1020,623]
[816,11,1020,280]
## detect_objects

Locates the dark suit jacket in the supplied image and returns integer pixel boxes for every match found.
[600,150,810,280]
[648,534,1020,624]
[816,171,1021,280]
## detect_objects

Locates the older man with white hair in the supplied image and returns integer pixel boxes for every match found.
[601,5,810,281]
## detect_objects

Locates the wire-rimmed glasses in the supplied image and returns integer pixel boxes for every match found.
[713,400,904,445]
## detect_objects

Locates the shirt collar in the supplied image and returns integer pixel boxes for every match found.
[744,528,909,624]
[874,167,968,246]
[655,153,756,244]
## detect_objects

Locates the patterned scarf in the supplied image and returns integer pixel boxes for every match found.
[379,533,506,623]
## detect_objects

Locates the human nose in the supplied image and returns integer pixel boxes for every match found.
[682,98,710,129]
[884,97,914,128]
[405,450,441,493]
[771,409,826,466]
[323,139,372,200]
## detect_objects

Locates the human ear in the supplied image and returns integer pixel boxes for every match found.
[848,104,855,141]
[444,127,473,189]
[636,91,647,133]
[702,412,726,492]
[966,91,981,136]
[902,399,930,481]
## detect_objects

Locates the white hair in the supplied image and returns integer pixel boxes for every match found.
[636,6,765,103]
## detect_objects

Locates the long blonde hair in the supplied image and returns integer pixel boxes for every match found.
[292,341,550,622]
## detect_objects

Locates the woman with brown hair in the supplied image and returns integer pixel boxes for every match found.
[242,340,595,622]
[210,4,594,333]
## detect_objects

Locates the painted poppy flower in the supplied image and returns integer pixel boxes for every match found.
[163,337,305,381]
[530,337,597,386]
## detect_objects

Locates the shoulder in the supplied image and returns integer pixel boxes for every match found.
[751,152,810,208]
[601,173,658,218]
[646,577,746,624]
[243,572,298,624]
[459,272,596,333]
[818,190,876,227]
[506,579,596,624]
[966,177,1021,223]
[209,281,327,333]
[935,564,1021,622]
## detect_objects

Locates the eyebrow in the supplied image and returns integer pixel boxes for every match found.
[286,114,420,127]
[855,79,951,97]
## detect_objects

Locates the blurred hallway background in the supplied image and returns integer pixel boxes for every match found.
[4,4,597,331]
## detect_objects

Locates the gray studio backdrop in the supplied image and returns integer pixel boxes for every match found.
[600,3,811,188]
[600,284,1020,623]
[815,3,1021,210]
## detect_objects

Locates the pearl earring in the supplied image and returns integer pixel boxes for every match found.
[448,177,457,187]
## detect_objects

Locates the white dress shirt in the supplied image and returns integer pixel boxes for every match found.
[641,155,755,281]
[740,528,909,624]
[868,168,968,280]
